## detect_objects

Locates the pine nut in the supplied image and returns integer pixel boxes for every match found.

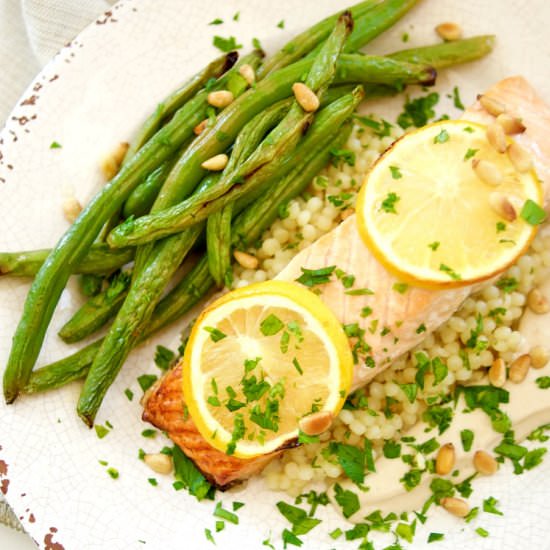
[478,94,506,117]
[239,64,256,85]
[299,411,334,436]
[486,123,507,153]
[527,288,550,314]
[488,357,507,387]
[509,354,531,383]
[441,497,469,518]
[292,83,320,112]
[507,142,532,173]
[530,345,550,369]
[497,113,526,135]
[207,90,234,108]
[194,119,208,136]
[201,153,228,171]
[435,22,463,41]
[62,198,82,223]
[473,159,503,186]
[233,250,259,270]
[143,453,173,475]
[473,450,499,475]
[435,443,455,475]
[100,142,129,180]
[489,192,517,222]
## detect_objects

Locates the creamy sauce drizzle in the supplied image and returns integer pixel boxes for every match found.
[332,278,550,522]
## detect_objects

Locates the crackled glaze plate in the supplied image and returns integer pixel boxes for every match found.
[1,1,550,548]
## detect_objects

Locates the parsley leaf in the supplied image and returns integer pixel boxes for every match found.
[154,345,175,371]
[333,483,360,518]
[204,326,226,342]
[260,314,284,336]
[520,199,547,225]
[536,376,550,389]
[172,445,213,500]
[460,429,474,452]
[295,265,335,287]
[433,129,450,144]
[390,165,403,179]
[397,93,440,129]
[381,192,400,214]
[213,35,242,52]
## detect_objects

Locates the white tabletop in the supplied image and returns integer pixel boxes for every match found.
[0,524,36,549]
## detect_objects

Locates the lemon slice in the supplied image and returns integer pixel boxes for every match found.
[356,120,543,288]
[182,280,353,458]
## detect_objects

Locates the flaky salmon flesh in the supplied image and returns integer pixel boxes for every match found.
[142,76,550,487]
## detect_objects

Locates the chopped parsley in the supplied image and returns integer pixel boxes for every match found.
[452,86,465,110]
[292,357,303,375]
[252,37,263,50]
[260,314,284,336]
[50,141,62,149]
[428,241,440,251]
[496,276,519,293]
[213,35,243,52]
[397,93,440,129]
[94,424,110,439]
[381,192,400,214]
[383,440,402,459]
[463,148,478,161]
[475,527,489,538]
[277,19,285,29]
[346,288,374,296]
[295,265,335,287]
[390,165,403,179]
[483,496,503,516]
[204,529,215,544]
[536,376,550,389]
[172,445,213,500]
[496,221,507,233]
[428,532,444,543]
[520,199,547,225]
[393,282,409,294]
[124,388,134,401]
[208,18,223,25]
[330,148,356,167]
[460,429,474,452]
[204,326,227,342]
[214,501,239,524]
[439,263,461,280]
[154,345,175,371]
[106,467,119,479]
[137,374,157,392]
[276,501,321,537]
[333,483,360,518]
[398,383,418,403]
[141,429,157,438]
[433,128,450,144]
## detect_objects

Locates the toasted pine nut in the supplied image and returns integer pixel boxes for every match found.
[201,153,228,171]
[62,198,82,223]
[299,411,334,436]
[292,83,320,112]
[486,123,507,153]
[527,288,550,314]
[507,142,532,173]
[340,208,355,221]
[143,453,173,475]
[473,450,499,475]
[441,497,469,518]
[233,250,259,270]
[489,192,517,222]
[435,443,455,475]
[435,22,463,41]
[100,142,129,180]
[497,113,526,135]
[473,159,503,186]
[489,358,507,387]
[239,63,256,85]
[478,94,506,117]
[207,90,234,108]
[509,354,531,383]
[530,345,550,369]
[194,119,208,136]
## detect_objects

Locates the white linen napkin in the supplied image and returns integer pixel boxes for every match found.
[0,0,114,125]
[0,0,114,530]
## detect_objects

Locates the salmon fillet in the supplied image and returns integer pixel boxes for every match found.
[278,76,550,391]
[143,76,550,484]
[142,363,284,488]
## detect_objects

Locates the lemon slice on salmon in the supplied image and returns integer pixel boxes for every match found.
[356,120,544,289]
[182,280,353,458]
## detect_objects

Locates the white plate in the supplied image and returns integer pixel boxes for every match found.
[1,1,549,549]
